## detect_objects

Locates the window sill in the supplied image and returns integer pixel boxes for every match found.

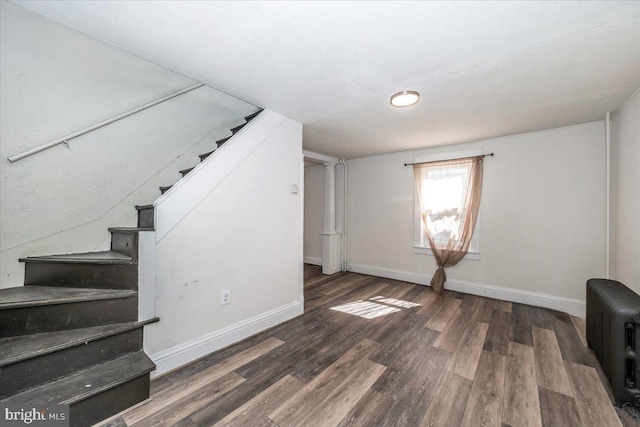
[413,246,480,261]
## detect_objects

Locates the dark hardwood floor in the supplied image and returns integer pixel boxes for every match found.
[97,264,637,427]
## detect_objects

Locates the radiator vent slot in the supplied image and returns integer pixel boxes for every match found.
[626,323,635,351]
[626,358,636,389]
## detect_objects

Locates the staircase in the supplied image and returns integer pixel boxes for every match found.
[0,110,262,426]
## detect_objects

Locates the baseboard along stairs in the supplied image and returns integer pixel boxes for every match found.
[0,110,262,427]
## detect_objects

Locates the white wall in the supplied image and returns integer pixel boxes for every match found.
[304,164,325,264]
[0,3,255,288]
[145,112,303,375]
[347,121,606,316]
[611,89,640,294]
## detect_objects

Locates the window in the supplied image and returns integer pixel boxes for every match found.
[413,150,481,260]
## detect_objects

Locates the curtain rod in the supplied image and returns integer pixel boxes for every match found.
[404,153,494,167]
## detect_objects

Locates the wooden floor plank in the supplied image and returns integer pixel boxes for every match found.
[268,338,379,426]
[285,322,381,383]
[123,338,283,425]
[461,350,507,427]
[418,292,446,316]
[161,335,283,385]
[425,297,462,331]
[370,316,437,368]
[412,287,437,307]
[570,315,588,347]
[527,306,557,330]
[335,389,394,427]
[433,305,474,352]
[510,303,533,346]
[214,375,303,427]
[565,361,623,427]
[188,374,288,425]
[448,321,490,380]
[483,309,512,355]
[130,372,245,427]
[296,359,386,427]
[376,346,452,427]
[496,300,513,313]
[320,274,372,296]
[148,376,173,395]
[538,387,582,427]
[473,297,497,323]
[532,327,573,396]
[554,312,596,367]
[171,416,199,427]
[502,342,542,427]
[420,371,473,427]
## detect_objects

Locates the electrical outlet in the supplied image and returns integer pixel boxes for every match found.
[221,290,231,305]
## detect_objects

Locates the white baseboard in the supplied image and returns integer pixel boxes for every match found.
[346,263,586,318]
[303,256,322,266]
[150,301,304,376]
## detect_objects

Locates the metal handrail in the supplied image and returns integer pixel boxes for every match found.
[7,82,205,163]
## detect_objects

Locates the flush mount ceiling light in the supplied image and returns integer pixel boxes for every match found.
[390,90,420,107]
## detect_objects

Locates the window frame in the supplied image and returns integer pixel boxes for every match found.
[412,149,482,261]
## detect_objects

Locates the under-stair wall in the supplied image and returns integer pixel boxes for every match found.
[146,110,304,375]
[0,3,256,288]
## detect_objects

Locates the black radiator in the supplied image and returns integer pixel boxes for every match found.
[587,278,640,407]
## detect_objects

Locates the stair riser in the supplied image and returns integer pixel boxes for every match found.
[199,152,212,162]
[24,263,138,290]
[137,207,154,229]
[0,297,138,338]
[111,231,138,262]
[70,374,150,427]
[231,123,246,134]
[245,110,261,122]
[0,328,143,398]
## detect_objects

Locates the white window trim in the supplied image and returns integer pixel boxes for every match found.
[412,149,482,261]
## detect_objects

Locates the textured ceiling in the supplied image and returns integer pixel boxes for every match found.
[14,1,640,159]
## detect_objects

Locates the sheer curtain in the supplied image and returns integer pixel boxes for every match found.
[414,156,484,293]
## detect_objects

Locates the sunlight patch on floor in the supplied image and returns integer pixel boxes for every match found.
[370,296,421,308]
[330,296,421,319]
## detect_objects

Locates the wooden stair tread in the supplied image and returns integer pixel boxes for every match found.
[179,166,195,176]
[0,351,155,405]
[0,319,157,367]
[230,123,246,134]
[199,150,214,161]
[216,136,231,146]
[0,286,136,310]
[19,250,133,265]
[245,110,262,122]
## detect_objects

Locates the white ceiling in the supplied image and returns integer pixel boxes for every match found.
[14,1,640,159]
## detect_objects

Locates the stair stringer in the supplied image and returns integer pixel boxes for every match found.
[147,109,303,375]
[154,110,286,241]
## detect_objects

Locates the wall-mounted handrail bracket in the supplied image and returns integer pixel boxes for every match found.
[7,82,205,163]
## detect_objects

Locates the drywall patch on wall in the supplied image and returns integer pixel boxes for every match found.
[610,89,640,294]
[347,121,606,304]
